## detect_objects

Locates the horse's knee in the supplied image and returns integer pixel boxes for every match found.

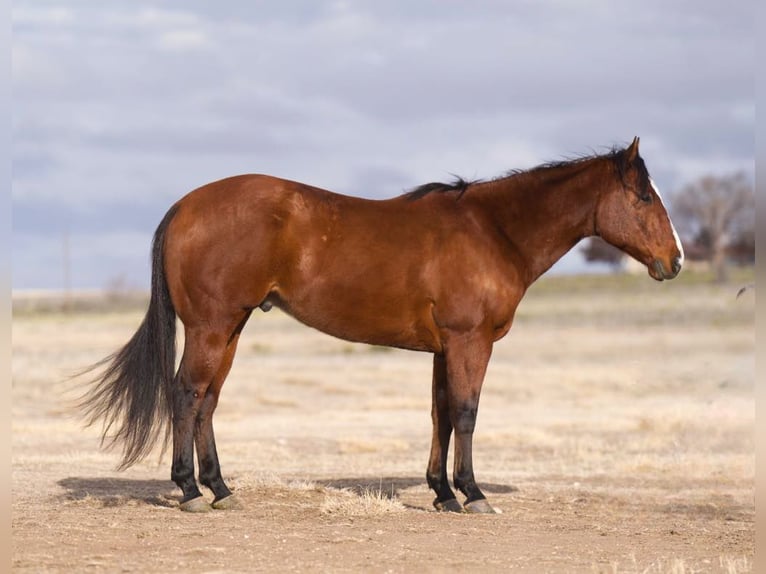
[451,402,478,435]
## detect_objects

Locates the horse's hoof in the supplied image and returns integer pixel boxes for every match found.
[433,498,464,513]
[212,494,242,510]
[179,496,212,513]
[464,499,497,514]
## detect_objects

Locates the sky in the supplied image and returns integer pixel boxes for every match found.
[12,1,755,290]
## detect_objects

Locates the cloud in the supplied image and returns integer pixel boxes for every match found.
[12,5,74,26]
[156,29,211,51]
[11,0,755,289]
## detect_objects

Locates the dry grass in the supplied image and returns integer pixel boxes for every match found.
[12,269,754,572]
[228,473,407,517]
[320,486,406,517]
[337,438,411,454]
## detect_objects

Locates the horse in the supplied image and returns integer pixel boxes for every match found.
[80,137,684,513]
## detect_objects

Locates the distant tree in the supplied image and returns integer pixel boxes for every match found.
[727,227,755,265]
[671,172,755,282]
[581,237,625,270]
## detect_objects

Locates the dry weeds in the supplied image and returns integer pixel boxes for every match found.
[12,270,754,572]
[320,487,406,517]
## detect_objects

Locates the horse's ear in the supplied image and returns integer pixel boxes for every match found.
[625,136,640,163]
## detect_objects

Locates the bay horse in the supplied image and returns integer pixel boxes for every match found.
[81,137,683,513]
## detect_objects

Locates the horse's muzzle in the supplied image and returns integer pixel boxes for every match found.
[650,256,682,281]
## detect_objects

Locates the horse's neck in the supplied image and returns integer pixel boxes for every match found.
[473,160,610,285]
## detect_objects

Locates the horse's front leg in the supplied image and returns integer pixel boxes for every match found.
[426,353,462,512]
[444,330,496,513]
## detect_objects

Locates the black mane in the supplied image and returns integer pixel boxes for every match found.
[405,176,478,201]
[500,147,621,179]
[405,144,649,201]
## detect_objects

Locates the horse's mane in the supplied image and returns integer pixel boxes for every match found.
[405,145,646,200]
[405,176,477,200]
[502,148,620,178]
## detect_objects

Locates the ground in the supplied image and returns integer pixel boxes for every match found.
[12,271,755,573]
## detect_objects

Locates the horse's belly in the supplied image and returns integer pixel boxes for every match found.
[272,284,441,353]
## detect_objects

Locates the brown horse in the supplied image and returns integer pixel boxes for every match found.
[81,137,683,513]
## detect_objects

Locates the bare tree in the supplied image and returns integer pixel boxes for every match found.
[672,172,755,282]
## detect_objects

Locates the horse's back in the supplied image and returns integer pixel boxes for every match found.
[174,173,332,216]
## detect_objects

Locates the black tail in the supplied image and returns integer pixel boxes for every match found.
[80,205,179,469]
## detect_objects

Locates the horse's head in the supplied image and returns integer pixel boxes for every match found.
[595,137,684,281]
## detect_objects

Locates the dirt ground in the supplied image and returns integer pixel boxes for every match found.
[12,272,754,573]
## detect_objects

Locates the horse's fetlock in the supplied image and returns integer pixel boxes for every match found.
[453,470,473,492]
[171,467,195,490]
[426,472,442,491]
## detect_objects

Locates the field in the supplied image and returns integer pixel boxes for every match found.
[12,270,754,573]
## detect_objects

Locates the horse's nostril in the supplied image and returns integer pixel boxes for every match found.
[671,256,682,275]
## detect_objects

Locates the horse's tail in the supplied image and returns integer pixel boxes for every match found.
[79,204,179,470]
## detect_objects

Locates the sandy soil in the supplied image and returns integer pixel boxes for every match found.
[12,273,754,573]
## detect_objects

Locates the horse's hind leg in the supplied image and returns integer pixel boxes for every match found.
[171,324,234,512]
[195,328,246,510]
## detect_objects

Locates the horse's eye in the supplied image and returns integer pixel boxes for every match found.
[639,192,653,204]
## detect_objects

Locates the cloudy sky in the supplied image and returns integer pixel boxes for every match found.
[12,1,754,290]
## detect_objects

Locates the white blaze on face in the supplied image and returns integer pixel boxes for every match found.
[649,177,684,265]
